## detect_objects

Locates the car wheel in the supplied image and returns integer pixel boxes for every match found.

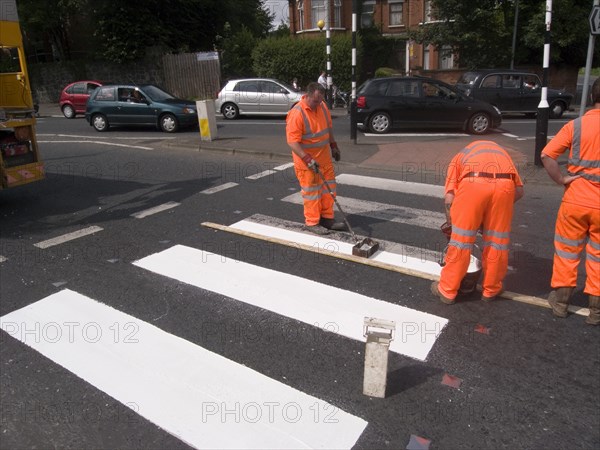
[91,114,109,132]
[62,104,76,119]
[467,112,491,135]
[159,113,179,133]
[221,103,239,120]
[369,112,391,134]
[549,101,565,119]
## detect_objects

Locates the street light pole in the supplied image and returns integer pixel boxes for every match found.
[510,0,520,69]
[534,0,552,166]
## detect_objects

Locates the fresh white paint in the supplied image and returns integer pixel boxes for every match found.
[336,174,444,198]
[200,182,239,194]
[33,226,104,249]
[246,170,278,180]
[131,202,180,219]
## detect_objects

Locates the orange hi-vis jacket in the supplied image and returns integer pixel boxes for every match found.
[542,109,600,295]
[286,97,336,226]
[440,140,523,299]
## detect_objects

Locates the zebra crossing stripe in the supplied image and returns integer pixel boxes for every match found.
[200,182,239,194]
[281,192,446,230]
[0,289,367,449]
[336,174,445,198]
[133,245,448,361]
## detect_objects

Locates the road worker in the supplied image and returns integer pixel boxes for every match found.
[431,140,524,304]
[541,77,600,325]
[286,82,344,234]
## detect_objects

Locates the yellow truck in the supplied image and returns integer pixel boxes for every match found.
[0,0,44,189]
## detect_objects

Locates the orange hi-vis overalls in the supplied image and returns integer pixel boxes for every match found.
[440,140,523,300]
[542,109,600,296]
[286,97,335,226]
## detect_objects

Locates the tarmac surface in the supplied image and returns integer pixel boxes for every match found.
[37,103,582,186]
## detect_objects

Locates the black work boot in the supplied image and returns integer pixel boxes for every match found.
[304,224,330,235]
[586,295,600,326]
[320,218,347,231]
[548,287,574,318]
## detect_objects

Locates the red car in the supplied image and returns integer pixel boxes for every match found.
[59,80,106,118]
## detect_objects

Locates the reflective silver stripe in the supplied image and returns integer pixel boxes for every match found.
[555,233,586,247]
[588,239,600,251]
[483,229,510,239]
[448,240,474,250]
[302,193,321,200]
[483,241,509,251]
[302,128,329,140]
[571,117,582,160]
[451,225,478,237]
[567,117,600,180]
[568,158,600,168]
[301,185,320,192]
[566,171,600,182]
[555,248,581,260]
[587,253,600,263]
[300,140,329,150]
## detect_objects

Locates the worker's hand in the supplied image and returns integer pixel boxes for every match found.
[440,221,452,241]
[561,174,581,185]
[302,154,319,173]
[331,142,341,162]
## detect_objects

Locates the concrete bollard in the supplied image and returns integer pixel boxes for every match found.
[196,100,217,141]
[362,317,395,398]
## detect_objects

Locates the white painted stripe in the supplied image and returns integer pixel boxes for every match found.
[38,134,176,140]
[34,226,103,249]
[274,162,294,171]
[336,174,444,198]
[229,219,444,276]
[200,182,238,194]
[0,289,367,449]
[282,192,446,230]
[364,132,469,137]
[37,140,154,150]
[131,202,180,219]
[0,255,6,263]
[246,169,277,180]
[134,244,448,360]
[502,133,519,138]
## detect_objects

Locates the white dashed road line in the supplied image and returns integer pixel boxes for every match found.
[33,226,104,249]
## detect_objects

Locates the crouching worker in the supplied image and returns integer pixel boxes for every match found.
[432,140,524,304]
[286,82,344,235]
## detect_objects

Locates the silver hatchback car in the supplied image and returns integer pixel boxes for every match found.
[215,78,303,119]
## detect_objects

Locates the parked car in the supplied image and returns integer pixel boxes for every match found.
[59,80,106,118]
[355,76,502,135]
[455,69,573,118]
[85,84,197,133]
[215,78,303,119]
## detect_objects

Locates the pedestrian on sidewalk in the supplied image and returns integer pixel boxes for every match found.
[286,82,343,234]
[540,77,600,325]
[317,71,327,89]
[432,140,524,304]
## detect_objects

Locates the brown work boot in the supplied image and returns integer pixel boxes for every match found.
[319,218,347,231]
[431,281,456,305]
[547,287,574,318]
[586,295,600,326]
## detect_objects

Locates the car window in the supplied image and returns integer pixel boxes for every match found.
[523,75,540,89]
[71,83,86,94]
[367,81,390,96]
[481,75,501,88]
[0,47,21,73]
[118,88,132,102]
[388,80,419,97]
[235,81,260,93]
[457,72,478,85]
[94,86,116,101]
[260,81,283,94]
[86,83,99,94]
[502,75,521,89]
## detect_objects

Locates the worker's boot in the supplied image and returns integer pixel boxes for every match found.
[320,218,347,231]
[585,295,600,326]
[547,287,574,318]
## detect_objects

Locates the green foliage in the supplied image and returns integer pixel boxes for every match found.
[220,25,258,78]
[252,34,359,91]
[375,67,399,78]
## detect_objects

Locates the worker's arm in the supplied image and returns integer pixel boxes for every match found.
[514,185,524,202]
[541,153,581,186]
[444,191,455,223]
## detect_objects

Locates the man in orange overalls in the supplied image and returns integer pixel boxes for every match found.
[432,141,524,304]
[286,82,344,234]
[541,78,600,325]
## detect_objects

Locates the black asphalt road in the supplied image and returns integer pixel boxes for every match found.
[0,116,598,449]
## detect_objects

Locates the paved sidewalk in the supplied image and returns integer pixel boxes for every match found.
[36,103,566,185]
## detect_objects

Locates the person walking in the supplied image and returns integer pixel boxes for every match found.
[431,140,524,304]
[286,82,344,234]
[318,71,327,89]
[540,77,600,325]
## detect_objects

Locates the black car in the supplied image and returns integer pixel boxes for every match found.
[355,76,502,135]
[455,69,573,119]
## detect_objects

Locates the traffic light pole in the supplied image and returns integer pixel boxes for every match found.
[350,0,358,143]
[534,0,552,166]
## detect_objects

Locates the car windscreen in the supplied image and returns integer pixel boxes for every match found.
[457,72,478,85]
[140,85,175,101]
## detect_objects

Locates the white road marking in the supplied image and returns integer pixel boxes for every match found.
[134,244,448,360]
[274,162,294,171]
[502,133,519,138]
[37,140,154,150]
[246,169,278,180]
[364,132,469,137]
[336,174,444,198]
[281,192,446,230]
[0,289,367,449]
[131,202,180,219]
[200,182,239,194]
[0,255,6,263]
[37,134,176,140]
[33,226,103,249]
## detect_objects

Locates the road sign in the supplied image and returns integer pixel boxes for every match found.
[590,5,600,35]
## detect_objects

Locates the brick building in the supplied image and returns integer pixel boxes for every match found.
[287,0,454,74]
